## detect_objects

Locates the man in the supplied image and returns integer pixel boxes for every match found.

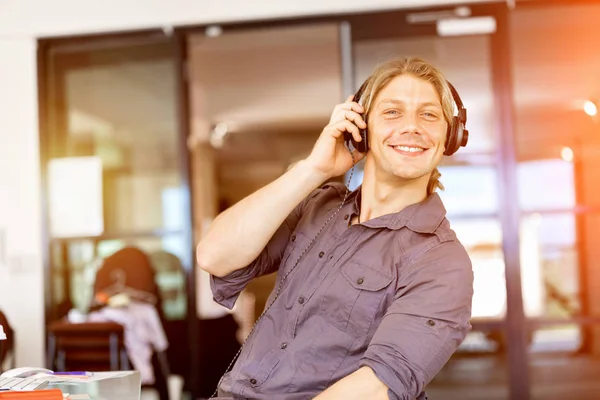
[197,57,474,400]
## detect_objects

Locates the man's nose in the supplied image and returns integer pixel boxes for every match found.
[401,112,420,134]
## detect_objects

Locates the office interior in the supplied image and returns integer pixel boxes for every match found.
[1,0,600,399]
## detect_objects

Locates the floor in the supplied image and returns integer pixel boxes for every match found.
[427,354,600,400]
[140,354,600,400]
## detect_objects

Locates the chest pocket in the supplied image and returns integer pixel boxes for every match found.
[320,261,394,337]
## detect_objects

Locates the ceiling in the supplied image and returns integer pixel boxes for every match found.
[188,23,342,136]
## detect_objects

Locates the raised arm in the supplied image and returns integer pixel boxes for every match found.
[196,96,366,278]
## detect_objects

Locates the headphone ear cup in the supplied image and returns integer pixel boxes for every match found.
[444,117,458,156]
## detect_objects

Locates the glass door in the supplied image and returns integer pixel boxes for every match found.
[347,4,520,399]
[40,33,196,395]
[186,22,347,397]
[510,3,600,399]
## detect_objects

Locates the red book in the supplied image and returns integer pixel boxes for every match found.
[0,390,63,400]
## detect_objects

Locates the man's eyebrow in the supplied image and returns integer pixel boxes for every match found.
[377,99,442,108]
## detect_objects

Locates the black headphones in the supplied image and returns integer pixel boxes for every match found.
[343,78,469,156]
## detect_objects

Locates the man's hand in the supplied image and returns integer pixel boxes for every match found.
[304,96,367,180]
[313,366,389,400]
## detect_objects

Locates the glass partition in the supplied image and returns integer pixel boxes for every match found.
[44,40,191,320]
[511,3,600,398]
[187,23,345,322]
[353,20,508,398]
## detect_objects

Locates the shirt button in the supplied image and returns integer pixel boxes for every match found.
[298,296,305,304]
[318,251,325,258]
[291,235,296,242]
[344,214,349,220]
[357,277,364,285]
[250,378,257,385]
[427,320,436,327]
[280,343,288,349]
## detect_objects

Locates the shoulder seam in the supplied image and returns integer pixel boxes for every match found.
[404,236,460,275]
[321,181,347,200]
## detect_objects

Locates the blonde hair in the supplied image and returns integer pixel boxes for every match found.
[360,57,452,196]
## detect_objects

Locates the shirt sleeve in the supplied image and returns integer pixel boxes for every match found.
[359,240,474,400]
[209,183,339,309]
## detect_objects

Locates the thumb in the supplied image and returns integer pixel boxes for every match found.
[350,148,366,164]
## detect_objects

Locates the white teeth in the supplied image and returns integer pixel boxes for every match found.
[394,145,424,153]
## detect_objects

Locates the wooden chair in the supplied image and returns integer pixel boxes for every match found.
[46,320,129,372]
[47,319,170,399]
[0,309,15,373]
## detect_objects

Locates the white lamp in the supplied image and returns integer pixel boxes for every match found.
[437,16,497,37]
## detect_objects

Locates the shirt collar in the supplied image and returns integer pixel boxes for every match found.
[347,185,447,233]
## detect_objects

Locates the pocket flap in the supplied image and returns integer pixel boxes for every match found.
[341,262,393,292]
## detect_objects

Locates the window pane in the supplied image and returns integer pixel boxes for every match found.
[49,43,185,233]
[451,218,505,320]
[520,213,580,319]
[518,159,575,212]
[438,165,498,216]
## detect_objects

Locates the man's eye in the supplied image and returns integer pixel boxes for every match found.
[422,112,439,120]
[384,109,399,115]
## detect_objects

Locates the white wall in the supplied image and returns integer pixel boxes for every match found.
[0,0,491,368]
[0,37,44,367]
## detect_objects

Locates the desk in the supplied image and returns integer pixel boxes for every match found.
[48,371,141,400]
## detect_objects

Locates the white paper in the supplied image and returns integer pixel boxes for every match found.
[48,156,104,238]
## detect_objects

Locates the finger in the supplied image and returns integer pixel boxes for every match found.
[346,95,354,102]
[351,148,366,162]
[347,120,364,143]
[327,119,356,139]
[333,120,361,142]
[339,101,364,114]
[343,110,367,129]
[330,102,357,124]
[332,105,365,125]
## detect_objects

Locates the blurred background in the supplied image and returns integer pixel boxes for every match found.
[1,0,600,399]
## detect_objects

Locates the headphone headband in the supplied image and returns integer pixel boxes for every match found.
[447,81,467,126]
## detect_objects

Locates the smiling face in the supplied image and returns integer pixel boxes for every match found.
[365,74,448,186]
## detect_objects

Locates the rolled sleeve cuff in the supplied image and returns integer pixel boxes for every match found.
[209,266,255,310]
[359,348,411,400]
